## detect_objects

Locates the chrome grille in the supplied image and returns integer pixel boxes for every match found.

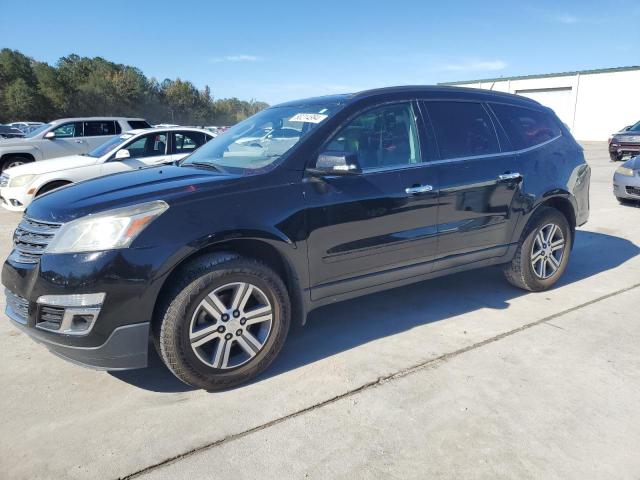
[5,289,30,324]
[0,174,8,187]
[623,135,640,143]
[10,216,62,264]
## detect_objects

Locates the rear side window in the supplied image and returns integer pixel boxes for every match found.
[84,121,116,136]
[490,103,561,150]
[172,131,207,154]
[127,120,152,129]
[425,101,500,159]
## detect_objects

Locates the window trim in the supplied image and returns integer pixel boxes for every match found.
[108,132,169,161]
[312,100,424,175]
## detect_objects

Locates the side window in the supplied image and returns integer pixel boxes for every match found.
[326,103,421,170]
[52,122,83,138]
[426,101,499,159]
[490,103,562,150]
[84,121,117,137]
[172,131,206,154]
[122,133,168,158]
[114,122,122,134]
[127,120,152,129]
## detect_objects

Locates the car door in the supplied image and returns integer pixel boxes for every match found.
[100,132,170,176]
[82,120,118,149]
[170,131,211,162]
[421,100,522,269]
[42,122,87,158]
[304,101,439,301]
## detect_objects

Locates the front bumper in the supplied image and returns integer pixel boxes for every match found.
[613,172,640,200]
[0,185,32,211]
[2,246,176,370]
[609,142,640,158]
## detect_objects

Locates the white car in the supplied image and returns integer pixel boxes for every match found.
[0,127,213,211]
[0,117,150,171]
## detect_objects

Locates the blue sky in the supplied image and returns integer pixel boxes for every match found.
[1,0,639,105]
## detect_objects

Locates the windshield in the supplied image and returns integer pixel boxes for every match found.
[629,121,640,132]
[181,102,342,174]
[86,133,135,158]
[24,123,51,138]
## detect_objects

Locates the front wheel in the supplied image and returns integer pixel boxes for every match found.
[503,207,572,292]
[154,253,290,390]
[610,152,623,162]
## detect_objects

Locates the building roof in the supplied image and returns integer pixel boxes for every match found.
[439,65,640,86]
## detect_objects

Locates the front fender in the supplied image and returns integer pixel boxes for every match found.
[0,145,42,160]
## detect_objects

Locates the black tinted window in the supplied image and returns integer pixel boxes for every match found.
[127,120,151,129]
[172,131,207,154]
[490,104,561,150]
[84,121,116,136]
[326,103,421,170]
[426,101,499,159]
[123,133,167,158]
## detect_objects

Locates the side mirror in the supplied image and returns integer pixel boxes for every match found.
[115,149,131,160]
[309,151,362,176]
[44,131,55,139]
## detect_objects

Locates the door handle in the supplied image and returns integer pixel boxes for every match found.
[405,185,433,195]
[74,140,84,144]
[497,172,522,181]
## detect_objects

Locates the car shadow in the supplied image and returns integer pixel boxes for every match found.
[110,230,639,393]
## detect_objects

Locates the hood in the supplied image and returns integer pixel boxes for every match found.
[614,130,640,139]
[26,165,242,223]
[622,155,640,170]
[0,137,32,148]
[4,155,98,177]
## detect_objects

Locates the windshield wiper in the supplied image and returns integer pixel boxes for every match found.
[184,161,226,173]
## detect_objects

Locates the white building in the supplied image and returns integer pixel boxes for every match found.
[441,66,640,141]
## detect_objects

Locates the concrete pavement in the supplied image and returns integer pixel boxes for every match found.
[0,142,638,479]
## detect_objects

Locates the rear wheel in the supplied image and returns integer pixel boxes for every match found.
[154,253,291,390]
[1,155,32,171]
[503,207,572,291]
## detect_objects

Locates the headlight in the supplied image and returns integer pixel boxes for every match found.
[9,174,35,187]
[45,200,169,254]
[616,166,635,177]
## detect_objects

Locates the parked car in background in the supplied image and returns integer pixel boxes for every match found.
[7,122,45,134]
[1,86,590,390]
[0,117,151,171]
[613,155,640,204]
[0,125,25,139]
[0,127,213,211]
[609,120,640,161]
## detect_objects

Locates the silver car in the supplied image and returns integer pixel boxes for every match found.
[613,155,640,203]
[0,117,150,171]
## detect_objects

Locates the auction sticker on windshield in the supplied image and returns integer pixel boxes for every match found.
[289,113,328,123]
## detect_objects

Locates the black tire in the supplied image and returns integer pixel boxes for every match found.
[1,155,32,171]
[36,181,72,196]
[503,207,572,292]
[609,152,623,162]
[153,252,291,390]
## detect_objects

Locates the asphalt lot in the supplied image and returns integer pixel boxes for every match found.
[1,142,639,479]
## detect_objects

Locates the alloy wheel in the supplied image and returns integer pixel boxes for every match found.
[530,223,565,279]
[189,282,273,369]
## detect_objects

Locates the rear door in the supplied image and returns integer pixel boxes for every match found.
[421,100,522,268]
[304,101,439,300]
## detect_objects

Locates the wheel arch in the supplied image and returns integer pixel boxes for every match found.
[0,152,36,168]
[152,236,307,331]
[517,192,577,246]
[35,179,73,197]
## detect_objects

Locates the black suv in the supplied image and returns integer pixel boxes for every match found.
[2,86,590,390]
